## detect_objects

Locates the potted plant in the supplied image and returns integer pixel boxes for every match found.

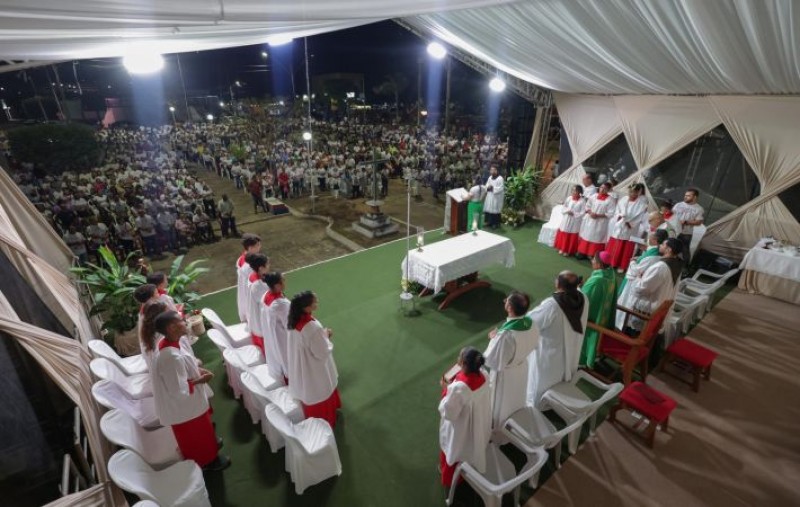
[502,166,543,227]
[71,247,209,355]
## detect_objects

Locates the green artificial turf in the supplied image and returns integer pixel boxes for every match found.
[196,222,595,506]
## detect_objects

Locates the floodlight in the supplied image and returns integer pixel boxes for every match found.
[302,94,309,101]
[168,106,175,112]
[489,77,506,93]
[122,51,164,74]
[427,42,447,60]
[302,131,312,141]
[206,114,214,121]
[266,35,293,46]
[420,110,428,116]
[261,51,268,58]
[279,100,285,106]
[219,101,225,107]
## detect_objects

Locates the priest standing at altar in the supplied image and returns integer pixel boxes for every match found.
[483,291,539,428]
[483,165,505,229]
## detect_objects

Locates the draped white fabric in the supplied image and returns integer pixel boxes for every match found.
[613,96,720,171]
[0,0,511,60]
[553,93,622,165]
[407,0,800,94]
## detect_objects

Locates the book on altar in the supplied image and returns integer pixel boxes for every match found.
[446,188,467,203]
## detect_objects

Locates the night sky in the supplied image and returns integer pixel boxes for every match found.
[0,20,525,123]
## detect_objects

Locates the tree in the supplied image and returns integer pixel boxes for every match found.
[8,123,100,174]
[373,73,409,122]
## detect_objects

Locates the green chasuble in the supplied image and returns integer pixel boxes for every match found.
[467,201,484,230]
[617,246,660,296]
[579,268,618,367]
[499,315,533,332]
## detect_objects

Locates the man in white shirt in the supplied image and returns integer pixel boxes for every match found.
[672,188,704,265]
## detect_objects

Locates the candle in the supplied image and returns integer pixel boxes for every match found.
[472,216,478,233]
[417,233,424,247]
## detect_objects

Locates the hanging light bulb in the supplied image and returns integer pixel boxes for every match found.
[427,42,447,60]
[489,77,506,93]
[122,50,164,74]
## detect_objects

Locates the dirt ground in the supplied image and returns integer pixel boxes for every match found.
[149,168,446,293]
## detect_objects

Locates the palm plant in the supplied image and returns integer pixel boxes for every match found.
[166,255,209,312]
[502,166,543,226]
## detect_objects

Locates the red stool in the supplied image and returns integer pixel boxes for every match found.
[610,382,676,448]
[659,338,718,392]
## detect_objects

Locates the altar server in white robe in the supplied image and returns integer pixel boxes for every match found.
[527,272,589,408]
[554,184,586,256]
[152,311,229,471]
[626,237,683,331]
[606,183,648,272]
[236,233,262,323]
[438,347,491,488]
[246,253,270,354]
[576,182,616,258]
[261,271,290,384]
[287,291,341,428]
[616,229,669,330]
[483,291,539,428]
[483,164,505,229]
[581,173,597,198]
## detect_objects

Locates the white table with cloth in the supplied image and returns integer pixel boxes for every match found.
[401,230,515,310]
[738,239,800,305]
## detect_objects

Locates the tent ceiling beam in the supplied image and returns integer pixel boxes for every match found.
[0,60,66,74]
[394,19,552,107]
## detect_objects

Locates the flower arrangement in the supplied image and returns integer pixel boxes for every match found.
[401,278,423,293]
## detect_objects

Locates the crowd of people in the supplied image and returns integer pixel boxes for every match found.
[438,229,687,486]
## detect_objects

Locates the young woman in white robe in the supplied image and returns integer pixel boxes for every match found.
[439,347,491,488]
[527,272,589,408]
[483,291,539,428]
[554,185,586,256]
[577,183,616,258]
[152,311,228,470]
[236,233,262,323]
[606,183,648,272]
[287,291,341,428]
[261,271,290,384]
[246,253,270,354]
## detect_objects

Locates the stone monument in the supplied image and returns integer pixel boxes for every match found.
[352,151,399,239]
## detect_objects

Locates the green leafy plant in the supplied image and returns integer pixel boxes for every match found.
[503,166,543,226]
[167,255,209,312]
[70,246,146,342]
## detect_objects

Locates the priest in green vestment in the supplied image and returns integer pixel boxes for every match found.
[579,250,619,367]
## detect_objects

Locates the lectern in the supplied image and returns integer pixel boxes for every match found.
[444,188,468,235]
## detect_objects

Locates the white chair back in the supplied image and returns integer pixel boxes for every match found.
[88,339,122,364]
[108,450,211,507]
[240,371,270,424]
[90,358,125,384]
[207,329,231,352]
[548,204,565,224]
[92,380,160,428]
[202,307,237,344]
[447,444,539,507]
[265,403,297,441]
[100,409,180,469]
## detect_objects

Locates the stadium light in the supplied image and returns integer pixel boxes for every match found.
[420,110,428,116]
[122,50,164,74]
[266,34,293,46]
[489,77,506,93]
[302,131,312,141]
[427,42,447,60]
[168,106,175,112]
[219,101,225,107]
[261,51,268,58]
[206,114,214,121]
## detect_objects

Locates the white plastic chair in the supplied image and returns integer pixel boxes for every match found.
[90,358,152,399]
[499,405,586,471]
[261,387,305,452]
[539,371,624,438]
[107,450,211,507]
[664,293,710,346]
[92,380,160,429]
[88,339,148,375]
[201,308,251,347]
[689,224,707,261]
[264,404,342,495]
[222,346,265,399]
[100,409,181,470]
[446,443,545,507]
[132,501,160,507]
[537,204,564,248]
[678,267,739,310]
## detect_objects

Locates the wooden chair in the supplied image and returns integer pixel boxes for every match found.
[586,300,673,385]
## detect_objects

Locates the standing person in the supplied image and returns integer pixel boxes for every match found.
[152,311,230,471]
[262,271,290,384]
[237,234,262,324]
[658,200,681,238]
[218,194,239,238]
[581,173,597,198]
[672,188,704,265]
[483,165,505,229]
[135,208,160,257]
[606,183,648,272]
[623,237,683,332]
[554,185,586,256]
[115,214,137,257]
[138,300,167,372]
[438,347,491,488]
[616,229,669,330]
[248,175,268,214]
[286,291,341,428]
[465,176,486,230]
[483,291,539,428]
[579,251,618,368]
[63,224,88,265]
[246,253,270,354]
[527,271,588,408]
[576,182,615,259]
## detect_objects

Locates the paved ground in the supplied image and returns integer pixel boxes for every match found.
[149,168,447,293]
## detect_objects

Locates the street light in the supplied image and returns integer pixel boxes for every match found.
[302,131,312,141]
[168,105,176,124]
[206,114,214,121]
[489,77,506,93]
[261,51,268,58]
[219,101,225,107]
[427,42,447,60]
